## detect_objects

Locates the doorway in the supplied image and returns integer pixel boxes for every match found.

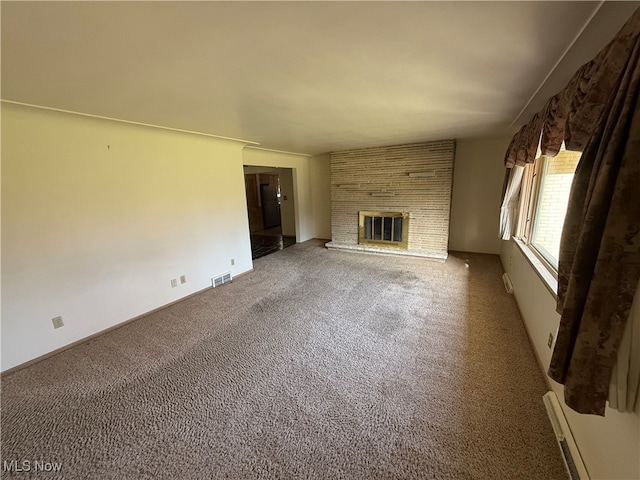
[260,176,281,229]
[243,166,296,260]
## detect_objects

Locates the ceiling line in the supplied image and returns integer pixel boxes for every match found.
[508,0,604,130]
[244,145,313,157]
[0,100,260,146]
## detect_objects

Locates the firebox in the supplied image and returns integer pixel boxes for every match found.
[358,211,409,249]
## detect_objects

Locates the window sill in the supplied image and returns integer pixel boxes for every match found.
[513,238,558,300]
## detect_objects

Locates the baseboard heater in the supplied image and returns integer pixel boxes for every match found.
[543,391,589,480]
[212,272,232,288]
[502,272,514,294]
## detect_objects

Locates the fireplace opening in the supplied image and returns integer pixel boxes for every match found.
[358,211,409,249]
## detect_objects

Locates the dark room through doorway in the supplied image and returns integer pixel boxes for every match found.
[243,166,296,260]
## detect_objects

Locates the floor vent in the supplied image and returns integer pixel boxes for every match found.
[543,391,589,480]
[212,272,232,288]
[502,272,514,294]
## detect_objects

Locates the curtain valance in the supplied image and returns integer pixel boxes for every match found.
[504,11,640,167]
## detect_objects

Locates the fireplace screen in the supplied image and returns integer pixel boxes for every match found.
[358,211,409,249]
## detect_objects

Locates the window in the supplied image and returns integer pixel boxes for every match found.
[516,148,582,274]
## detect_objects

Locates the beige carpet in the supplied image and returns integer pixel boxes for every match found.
[1,239,567,479]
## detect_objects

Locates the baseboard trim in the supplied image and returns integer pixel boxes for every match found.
[1,268,254,377]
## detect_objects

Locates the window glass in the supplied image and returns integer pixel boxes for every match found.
[530,150,581,268]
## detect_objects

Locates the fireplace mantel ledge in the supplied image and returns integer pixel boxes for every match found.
[324,241,447,262]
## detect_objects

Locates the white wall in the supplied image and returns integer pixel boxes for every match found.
[501,239,640,480]
[310,154,331,239]
[278,169,296,237]
[1,103,253,371]
[449,136,511,254]
[243,148,317,242]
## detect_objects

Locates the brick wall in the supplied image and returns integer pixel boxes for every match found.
[329,140,454,255]
[547,149,580,174]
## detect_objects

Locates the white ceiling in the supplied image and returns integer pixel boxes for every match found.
[2,1,638,155]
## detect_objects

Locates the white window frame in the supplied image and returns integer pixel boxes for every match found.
[518,157,559,276]
[513,150,581,297]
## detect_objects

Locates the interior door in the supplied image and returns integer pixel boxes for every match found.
[245,174,263,232]
[260,181,281,229]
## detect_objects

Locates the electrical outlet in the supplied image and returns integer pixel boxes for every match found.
[180,275,186,284]
[52,316,64,329]
[170,279,178,288]
[230,258,235,266]
[548,333,554,349]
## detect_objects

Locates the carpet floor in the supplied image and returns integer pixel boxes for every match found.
[1,239,567,479]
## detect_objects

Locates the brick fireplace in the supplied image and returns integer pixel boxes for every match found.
[325,140,454,260]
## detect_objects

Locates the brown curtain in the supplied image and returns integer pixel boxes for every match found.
[504,11,640,168]
[502,9,640,415]
[549,29,640,416]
